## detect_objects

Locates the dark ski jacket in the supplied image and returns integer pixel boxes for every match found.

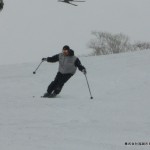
[47,49,85,74]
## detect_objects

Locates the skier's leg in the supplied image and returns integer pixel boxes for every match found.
[53,74,73,95]
[47,72,62,94]
[47,81,55,94]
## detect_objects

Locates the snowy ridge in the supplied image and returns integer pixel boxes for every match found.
[0,50,150,150]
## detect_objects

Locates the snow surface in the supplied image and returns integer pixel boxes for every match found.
[0,50,150,150]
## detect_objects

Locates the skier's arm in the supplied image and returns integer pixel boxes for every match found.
[75,58,86,72]
[47,54,59,63]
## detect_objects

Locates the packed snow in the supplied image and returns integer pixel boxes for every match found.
[0,50,150,150]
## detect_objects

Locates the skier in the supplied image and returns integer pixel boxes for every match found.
[42,45,86,98]
[0,0,4,11]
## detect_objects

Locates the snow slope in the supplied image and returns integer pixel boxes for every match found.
[0,50,150,150]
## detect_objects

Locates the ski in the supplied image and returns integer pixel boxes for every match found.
[41,95,57,98]
[32,96,57,98]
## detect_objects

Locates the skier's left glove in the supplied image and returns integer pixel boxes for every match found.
[0,1,4,10]
[82,69,87,75]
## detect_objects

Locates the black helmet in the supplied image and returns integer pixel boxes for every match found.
[63,45,70,50]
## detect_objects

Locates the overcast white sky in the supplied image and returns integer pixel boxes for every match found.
[0,0,150,65]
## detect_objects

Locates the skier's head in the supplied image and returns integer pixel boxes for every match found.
[62,45,70,56]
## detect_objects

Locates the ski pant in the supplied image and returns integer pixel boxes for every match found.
[47,72,73,95]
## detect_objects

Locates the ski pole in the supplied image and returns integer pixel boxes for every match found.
[33,60,43,74]
[84,74,93,99]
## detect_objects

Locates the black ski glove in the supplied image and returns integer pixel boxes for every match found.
[82,69,87,75]
[0,1,4,11]
[42,58,47,61]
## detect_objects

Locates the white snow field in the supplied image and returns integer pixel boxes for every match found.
[0,50,150,150]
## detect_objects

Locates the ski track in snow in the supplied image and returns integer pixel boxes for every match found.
[0,50,150,150]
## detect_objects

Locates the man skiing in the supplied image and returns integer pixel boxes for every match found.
[42,45,86,98]
[0,0,4,11]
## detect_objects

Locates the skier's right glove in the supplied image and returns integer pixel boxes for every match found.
[42,58,47,61]
[82,69,87,75]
